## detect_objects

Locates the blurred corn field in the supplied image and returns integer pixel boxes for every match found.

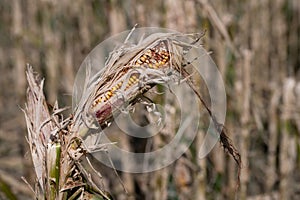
[0,0,299,199]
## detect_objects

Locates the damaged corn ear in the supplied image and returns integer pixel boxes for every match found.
[90,41,171,111]
[91,81,125,108]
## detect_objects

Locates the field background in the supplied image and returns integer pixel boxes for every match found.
[0,0,299,199]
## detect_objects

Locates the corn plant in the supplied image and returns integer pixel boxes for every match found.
[24,29,241,199]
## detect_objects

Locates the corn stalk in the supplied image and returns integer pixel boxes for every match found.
[24,66,110,199]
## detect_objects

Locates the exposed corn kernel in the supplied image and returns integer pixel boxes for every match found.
[103,96,107,102]
[107,91,112,97]
[140,56,146,62]
[129,77,135,83]
[145,50,152,56]
[111,86,117,91]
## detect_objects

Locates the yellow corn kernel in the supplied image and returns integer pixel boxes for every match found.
[107,91,112,97]
[96,99,101,104]
[131,77,138,82]
[140,56,146,62]
[132,76,139,82]
[145,50,151,56]
[111,86,117,92]
[129,77,134,83]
